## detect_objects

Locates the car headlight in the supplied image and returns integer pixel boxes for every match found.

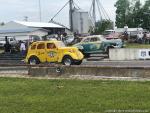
[77,46,83,50]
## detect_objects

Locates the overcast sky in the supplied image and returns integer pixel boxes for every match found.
[0,0,145,27]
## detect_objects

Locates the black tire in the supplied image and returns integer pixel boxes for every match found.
[28,56,40,65]
[106,46,114,57]
[74,60,82,65]
[62,56,73,66]
[84,53,90,58]
[79,49,84,53]
[106,47,110,55]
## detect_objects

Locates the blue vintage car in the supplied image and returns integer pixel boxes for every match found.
[73,35,124,57]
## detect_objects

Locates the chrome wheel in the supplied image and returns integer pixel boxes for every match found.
[28,57,40,65]
[29,59,37,65]
[63,56,73,66]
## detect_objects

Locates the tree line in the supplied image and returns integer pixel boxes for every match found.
[91,0,150,34]
[115,0,150,30]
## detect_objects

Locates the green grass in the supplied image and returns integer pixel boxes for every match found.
[126,43,150,48]
[0,78,150,113]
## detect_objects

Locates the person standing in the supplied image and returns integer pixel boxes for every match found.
[4,36,11,53]
[146,32,150,44]
[4,41,11,53]
[20,41,26,56]
[137,32,144,44]
[123,25,129,41]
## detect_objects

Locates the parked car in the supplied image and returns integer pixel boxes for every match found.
[103,30,115,36]
[73,35,124,57]
[103,30,121,40]
[0,37,17,48]
[25,40,84,65]
[64,34,75,45]
[0,38,5,48]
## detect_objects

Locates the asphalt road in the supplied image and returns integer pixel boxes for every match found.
[1,59,150,67]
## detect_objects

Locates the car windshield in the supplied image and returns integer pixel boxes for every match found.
[56,41,66,47]
[82,38,90,42]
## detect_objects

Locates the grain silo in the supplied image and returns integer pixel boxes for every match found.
[72,9,92,35]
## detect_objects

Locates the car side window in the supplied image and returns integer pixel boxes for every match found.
[97,37,100,41]
[47,43,56,49]
[90,37,100,42]
[91,37,97,42]
[31,44,36,50]
[37,43,45,49]
[83,38,90,42]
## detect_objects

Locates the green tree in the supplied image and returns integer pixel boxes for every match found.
[141,0,150,30]
[131,0,142,27]
[115,0,150,30]
[115,0,130,28]
[91,19,113,35]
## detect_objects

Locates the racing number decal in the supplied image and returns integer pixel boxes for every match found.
[48,51,57,58]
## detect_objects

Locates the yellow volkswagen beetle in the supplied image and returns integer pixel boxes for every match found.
[25,41,84,65]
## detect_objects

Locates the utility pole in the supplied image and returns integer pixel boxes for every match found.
[39,0,42,22]
[69,0,73,31]
[24,16,28,21]
[92,0,96,26]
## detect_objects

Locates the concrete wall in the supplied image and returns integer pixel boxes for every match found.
[28,66,150,78]
[109,48,150,60]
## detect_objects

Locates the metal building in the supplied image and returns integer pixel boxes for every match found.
[0,21,65,41]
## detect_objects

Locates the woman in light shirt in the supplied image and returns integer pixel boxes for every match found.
[20,41,26,56]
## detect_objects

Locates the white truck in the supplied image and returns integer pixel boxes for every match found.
[0,37,17,48]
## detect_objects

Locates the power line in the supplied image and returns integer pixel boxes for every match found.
[69,0,73,31]
[50,1,69,21]
[97,0,110,20]
[49,0,82,31]
[89,0,110,26]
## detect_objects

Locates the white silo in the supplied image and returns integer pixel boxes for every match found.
[72,9,92,35]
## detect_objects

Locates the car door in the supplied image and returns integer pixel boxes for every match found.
[46,42,58,62]
[89,37,102,52]
[36,42,46,62]
[81,38,92,53]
